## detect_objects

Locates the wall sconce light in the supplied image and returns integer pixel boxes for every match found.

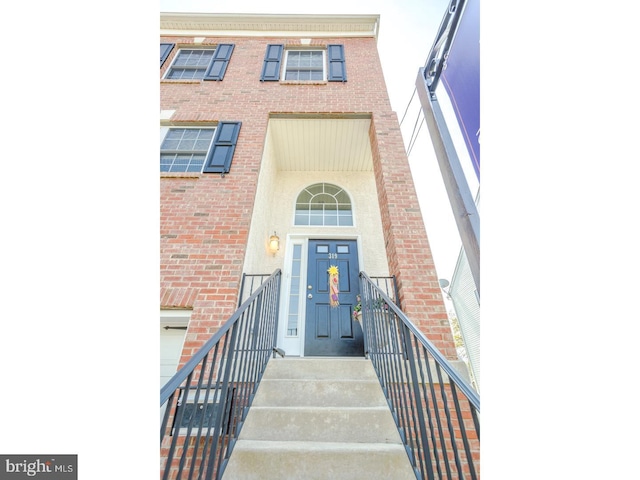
[269,232,280,255]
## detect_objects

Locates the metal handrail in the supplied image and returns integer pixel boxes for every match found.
[360,271,480,480]
[160,269,281,480]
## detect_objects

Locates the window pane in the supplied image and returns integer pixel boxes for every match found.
[334,190,350,203]
[306,184,324,195]
[194,139,211,150]
[287,244,302,338]
[297,190,312,203]
[186,163,203,172]
[294,213,308,225]
[292,260,301,276]
[198,129,215,141]
[294,183,353,226]
[165,130,183,140]
[288,52,300,67]
[178,139,195,150]
[323,184,340,196]
[310,214,323,225]
[167,68,206,80]
[311,52,323,67]
[161,128,215,173]
[297,51,310,66]
[182,129,198,139]
[324,214,337,225]
[184,54,199,66]
[338,213,353,226]
[315,193,334,204]
[161,139,180,150]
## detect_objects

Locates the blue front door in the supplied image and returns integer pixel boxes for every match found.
[304,240,363,356]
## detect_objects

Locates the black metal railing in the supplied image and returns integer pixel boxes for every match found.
[369,275,400,306]
[160,269,282,480]
[237,273,273,307]
[360,271,480,480]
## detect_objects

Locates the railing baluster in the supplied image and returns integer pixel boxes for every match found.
[196,342,222,480]
[404,327,434,480]
[161,270,282,480]
[450,381,477,480]
[162,270,478,480]
[359,271,479,480]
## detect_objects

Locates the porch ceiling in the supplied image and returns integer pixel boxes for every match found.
[267,117,373,172]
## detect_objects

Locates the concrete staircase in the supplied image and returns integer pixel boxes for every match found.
[221,357,416,480]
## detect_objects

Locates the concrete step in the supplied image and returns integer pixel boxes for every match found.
[252,378,387,407]
[262,357,378,381]
[237,406,401,443]
[221,358,415,480]
[222,440,417,480]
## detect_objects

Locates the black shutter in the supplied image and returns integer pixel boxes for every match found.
[203,122,242,174]
[160,43,175,67]
[260,44,284,81]
[327,44,347,82]
[204,44,235,81]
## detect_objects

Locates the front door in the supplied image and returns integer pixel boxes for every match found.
[304,240,363,356]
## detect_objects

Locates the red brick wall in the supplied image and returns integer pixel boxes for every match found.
[160,34,456,362]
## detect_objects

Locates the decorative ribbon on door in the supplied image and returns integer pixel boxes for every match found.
[327,265,340,307]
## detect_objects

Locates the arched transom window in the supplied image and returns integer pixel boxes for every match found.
[294,183,353,226]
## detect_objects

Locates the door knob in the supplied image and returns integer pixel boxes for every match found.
[308,293,313,299]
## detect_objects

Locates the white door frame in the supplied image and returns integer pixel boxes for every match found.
[277,233,362,357]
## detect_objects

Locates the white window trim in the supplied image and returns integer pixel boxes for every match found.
[292,182,355,227]
[283,49,327,82]
[160,125,217,174]
[162,46,219,80]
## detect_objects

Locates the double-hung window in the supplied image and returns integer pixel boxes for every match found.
[160,122,242,174]
[260,44,346,82]
[284,50,325,81]
[162,44,234,81]
[160,128,215,173]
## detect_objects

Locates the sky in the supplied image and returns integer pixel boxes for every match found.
[158,0,467,295]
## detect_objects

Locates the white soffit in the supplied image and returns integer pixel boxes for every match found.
[268,117,373,172]
[160,13,380,39]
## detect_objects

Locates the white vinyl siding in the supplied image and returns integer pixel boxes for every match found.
[449,247,480,391]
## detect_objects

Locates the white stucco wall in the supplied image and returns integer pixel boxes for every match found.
[244,169,389,277]
[243,123,389,277]
[242,119,390,355]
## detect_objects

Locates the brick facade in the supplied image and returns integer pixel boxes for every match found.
[160,30,457,362]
